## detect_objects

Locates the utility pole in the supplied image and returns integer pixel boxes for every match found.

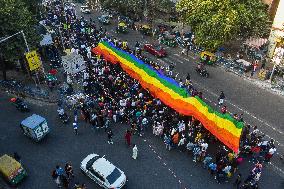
[0,31,36,83]
[21,30,30,52]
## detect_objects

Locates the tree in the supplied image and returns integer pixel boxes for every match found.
[22,0,40,15]
[176,0,271,50]
[97,0,174,21]
[0,0,41,62]
[98,0,144,18]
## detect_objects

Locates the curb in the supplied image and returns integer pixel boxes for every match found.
[215,64,284,97]
[0,86,58,104]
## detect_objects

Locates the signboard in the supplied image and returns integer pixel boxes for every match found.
[62,54,86,75]
[25,51,41,71]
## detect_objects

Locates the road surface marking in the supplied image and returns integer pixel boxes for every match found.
[145,140,189,188]
[269,162,284,176]
[169,54,184,64]
[163,58,176,65]
[193,81,284,136]
[159,58,283,139]
[202,95,282,147]
[173,53,195,61]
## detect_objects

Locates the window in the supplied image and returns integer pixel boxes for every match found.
[86,156,100,170]
[92,171,105,182]
[106,168,122,184]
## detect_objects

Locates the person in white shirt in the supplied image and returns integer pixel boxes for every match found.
[119,99,126,107]
[142,117,148,128]
[75,48,79,54]
[201,142,208,152]
[171,127,177,136]
[71,47,76,54]
[178,137,186,147]
[265,147,276,162]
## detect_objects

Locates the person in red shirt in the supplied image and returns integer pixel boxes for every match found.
[251,146,261,162]
[124,130,132,146]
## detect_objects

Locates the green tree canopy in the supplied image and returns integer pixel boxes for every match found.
[176,0,271,50]
[0,0,41,61]
[98,0,174,21]
[98,0,144,17]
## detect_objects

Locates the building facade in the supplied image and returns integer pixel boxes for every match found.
[264,0,284,65]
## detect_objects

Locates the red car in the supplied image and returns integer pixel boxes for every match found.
[144,44,167,57]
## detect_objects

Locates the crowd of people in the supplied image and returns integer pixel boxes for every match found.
[51,163,87,189]
[42,1,277,188]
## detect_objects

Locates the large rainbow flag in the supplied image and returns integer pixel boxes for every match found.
[92,41,244,153]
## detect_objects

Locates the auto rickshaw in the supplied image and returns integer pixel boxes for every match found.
[161,35,177,47]
[140,25,151,36]
[116,22,128,33]
[0,154,27,186]
[20,114,49,141]
[200,51,217,65]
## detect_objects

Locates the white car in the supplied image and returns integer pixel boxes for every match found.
[80,154,127,189]
[80,6,91,14]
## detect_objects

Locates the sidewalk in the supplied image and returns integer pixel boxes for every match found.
[186,49,284,97]
[0,70,59,103]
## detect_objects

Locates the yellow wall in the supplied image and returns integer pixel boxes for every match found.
[267,0,284,59]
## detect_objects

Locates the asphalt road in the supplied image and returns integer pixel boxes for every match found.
[78,4,284,175]
[0,91,283,189]
[0,4,284,189]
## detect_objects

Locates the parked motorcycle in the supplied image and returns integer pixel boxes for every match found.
[10,98,30,112]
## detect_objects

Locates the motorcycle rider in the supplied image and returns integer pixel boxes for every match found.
[197,62,205,72]
[186,73,191,83]
[196,62,209,77]
[218,91,225,105]
[135,41,140,50]
[169,63,174,76]
[11,97,29,111]
[135,41,141,55]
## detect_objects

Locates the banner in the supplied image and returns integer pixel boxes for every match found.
[93,41,244,153]
[25,51,41,71]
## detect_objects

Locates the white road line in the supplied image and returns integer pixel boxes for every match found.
[173,53,195,61]
[269,162,284,176]
[192,81,284,136]
[163,58,176,65]
[146,140,189,188]
[157,59,167,65]
[158,56,284,139]
[203,96,283,147]
[170,54,184,64]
